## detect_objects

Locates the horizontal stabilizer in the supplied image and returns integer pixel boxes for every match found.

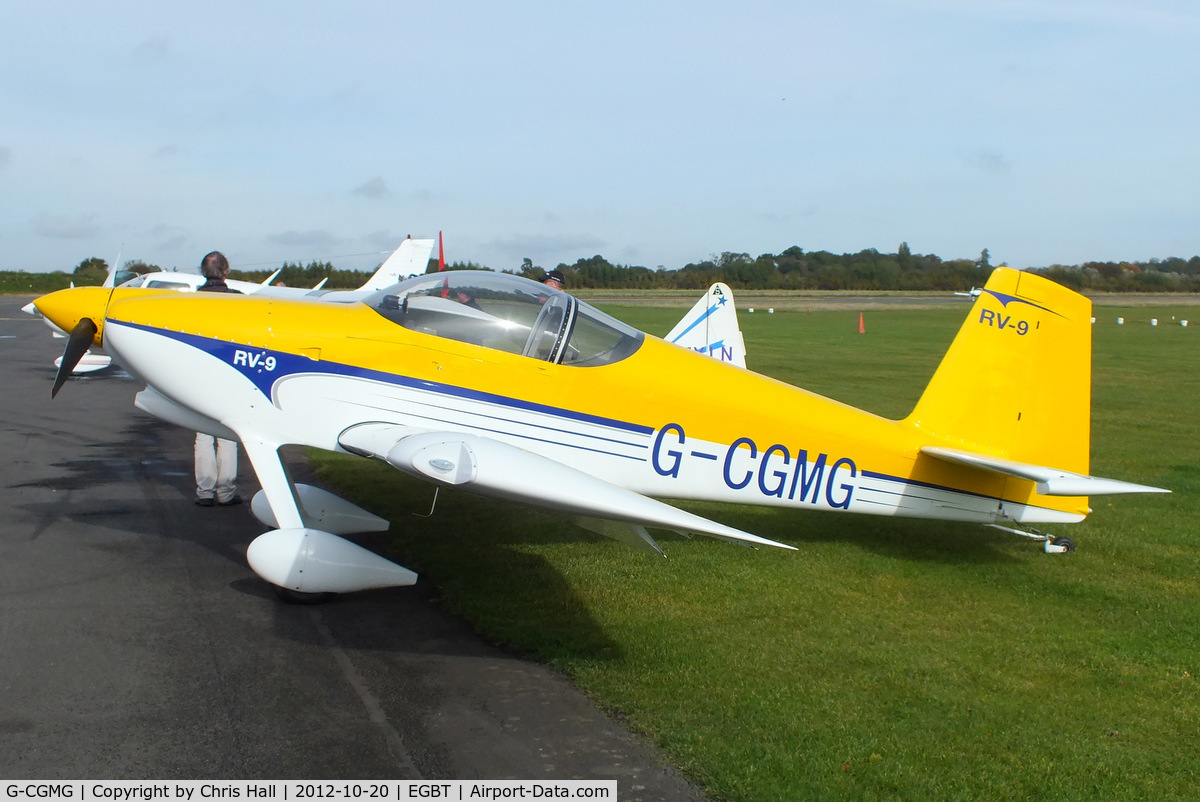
[922,446,1170,496]
[338,424,795,552]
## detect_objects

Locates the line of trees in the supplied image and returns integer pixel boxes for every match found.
[516,246,1200,293]
[9,245,1200,296]
[513,246,986,291]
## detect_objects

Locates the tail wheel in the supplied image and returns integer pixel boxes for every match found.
[1051,536,1076,553]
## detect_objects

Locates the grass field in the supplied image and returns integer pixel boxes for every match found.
[308,299,1198,800]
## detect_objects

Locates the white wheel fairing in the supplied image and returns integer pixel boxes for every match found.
[247,528,417,594]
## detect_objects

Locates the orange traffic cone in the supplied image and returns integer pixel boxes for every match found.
[858,312,865,334]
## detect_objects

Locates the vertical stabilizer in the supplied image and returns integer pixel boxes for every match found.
[665,282,747,368]
[101,245,124,288]
[358,237,437,291]
[904,267,1092,475]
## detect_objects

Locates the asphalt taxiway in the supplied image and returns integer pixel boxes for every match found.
[0,295,706,799]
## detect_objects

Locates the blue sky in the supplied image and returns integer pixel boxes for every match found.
[2,1,1198,275]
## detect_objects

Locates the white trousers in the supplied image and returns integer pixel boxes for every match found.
[195,433,238,502]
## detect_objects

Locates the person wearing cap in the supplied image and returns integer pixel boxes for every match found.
[542,269,566,290]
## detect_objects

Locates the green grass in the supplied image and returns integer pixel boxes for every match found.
[309,302,1199,800]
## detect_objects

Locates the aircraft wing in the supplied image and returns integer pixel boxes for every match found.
[921,446,1170,496]
[338,424,796,554]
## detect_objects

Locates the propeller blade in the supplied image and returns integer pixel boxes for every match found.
[52,317,99,397]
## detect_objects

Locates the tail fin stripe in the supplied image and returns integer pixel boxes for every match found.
[669,305,718,343]
[982,289,1062,316]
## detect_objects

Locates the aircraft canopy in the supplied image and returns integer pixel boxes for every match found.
[365,271,644,367]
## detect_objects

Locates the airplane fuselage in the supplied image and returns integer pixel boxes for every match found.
[98,287,1082,527]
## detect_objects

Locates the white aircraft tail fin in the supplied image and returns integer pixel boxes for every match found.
[101,244,124,289]
[665,282,746,368]
[358,237,437,291]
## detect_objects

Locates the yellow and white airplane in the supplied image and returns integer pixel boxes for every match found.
[33,266,1167,601]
